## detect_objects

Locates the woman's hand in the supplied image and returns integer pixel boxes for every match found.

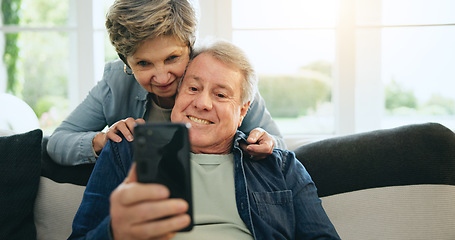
[92,117,146,155]
[240,128,275,160]
[110,163,190,240]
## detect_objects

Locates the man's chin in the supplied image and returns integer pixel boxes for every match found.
[189,133,209,145]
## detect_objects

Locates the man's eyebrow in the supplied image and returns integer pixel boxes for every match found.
[188,74,200,81]
[187,74,234,92]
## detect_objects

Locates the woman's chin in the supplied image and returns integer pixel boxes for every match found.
[153,86,178,98]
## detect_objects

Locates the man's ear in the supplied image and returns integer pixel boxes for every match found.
[238,101,251,127]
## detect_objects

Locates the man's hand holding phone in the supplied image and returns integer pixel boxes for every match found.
[110,163,191,240]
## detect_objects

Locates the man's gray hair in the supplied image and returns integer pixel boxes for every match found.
[191,39,258,105]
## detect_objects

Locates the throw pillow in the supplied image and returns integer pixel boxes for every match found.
[0,129,42,240]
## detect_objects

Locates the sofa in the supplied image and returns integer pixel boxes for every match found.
[0,129,94,240]
[1,122,454,239]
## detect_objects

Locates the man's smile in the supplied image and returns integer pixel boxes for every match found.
[188,115,213,125]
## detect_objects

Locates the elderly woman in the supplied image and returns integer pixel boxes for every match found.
[47,0,284,166]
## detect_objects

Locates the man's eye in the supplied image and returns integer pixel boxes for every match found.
[190,87,198,92]
[166,55,179,62]
[217,93,226,98]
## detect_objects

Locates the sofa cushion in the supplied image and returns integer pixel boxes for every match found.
[0,129,42,240]
[34,177,85,240]
[35,136,94,240]
[321,184,455,239]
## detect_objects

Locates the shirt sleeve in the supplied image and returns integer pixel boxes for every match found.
[239,91,286,149]
[47,64,114,165]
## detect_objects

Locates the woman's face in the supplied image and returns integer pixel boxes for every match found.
[126,36,190,98]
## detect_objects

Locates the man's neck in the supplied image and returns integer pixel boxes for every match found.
[191,142,233,155]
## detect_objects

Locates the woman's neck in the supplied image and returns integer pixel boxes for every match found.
[152,94,175,109]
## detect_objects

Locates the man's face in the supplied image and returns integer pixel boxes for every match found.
[171,53,250,154]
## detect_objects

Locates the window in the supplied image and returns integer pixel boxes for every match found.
[1,0,114,135]
[1,0,71,135]
[231,0,337,135]
[3,0,454,136]
[372,0,455,131]
[200,0,455,135]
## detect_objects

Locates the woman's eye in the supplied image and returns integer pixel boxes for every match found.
[190,87,198,92]
[137,61,148,67]
[217,93,226,98]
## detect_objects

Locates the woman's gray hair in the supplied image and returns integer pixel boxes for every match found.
[106,0,198,63]
[191,39,258,105]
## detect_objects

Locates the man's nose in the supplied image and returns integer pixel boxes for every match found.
[194,91,213,111]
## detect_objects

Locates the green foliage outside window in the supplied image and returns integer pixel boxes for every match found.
[259,61,332,118]
[19,0,69,124]
[424,94,455,115]
[385,79,454,116]
[2,0,22,95]
[385,79,418,110]
[19,0,67,26]
[260,61,454,119]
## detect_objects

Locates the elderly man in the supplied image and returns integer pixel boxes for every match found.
[69,40,340,240]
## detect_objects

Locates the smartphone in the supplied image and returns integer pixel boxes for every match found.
[133,122,193,231]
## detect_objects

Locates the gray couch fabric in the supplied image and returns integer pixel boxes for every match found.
[294,122,455,197]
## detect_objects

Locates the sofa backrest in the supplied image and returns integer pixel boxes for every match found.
[294,122,455,239]
[41,137,94,186]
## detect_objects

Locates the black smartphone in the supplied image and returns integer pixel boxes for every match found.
[133,122,193,231]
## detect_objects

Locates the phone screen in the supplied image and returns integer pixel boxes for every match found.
[133,123,193,231]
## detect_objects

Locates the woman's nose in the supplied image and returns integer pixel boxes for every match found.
[152,67,171,85]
